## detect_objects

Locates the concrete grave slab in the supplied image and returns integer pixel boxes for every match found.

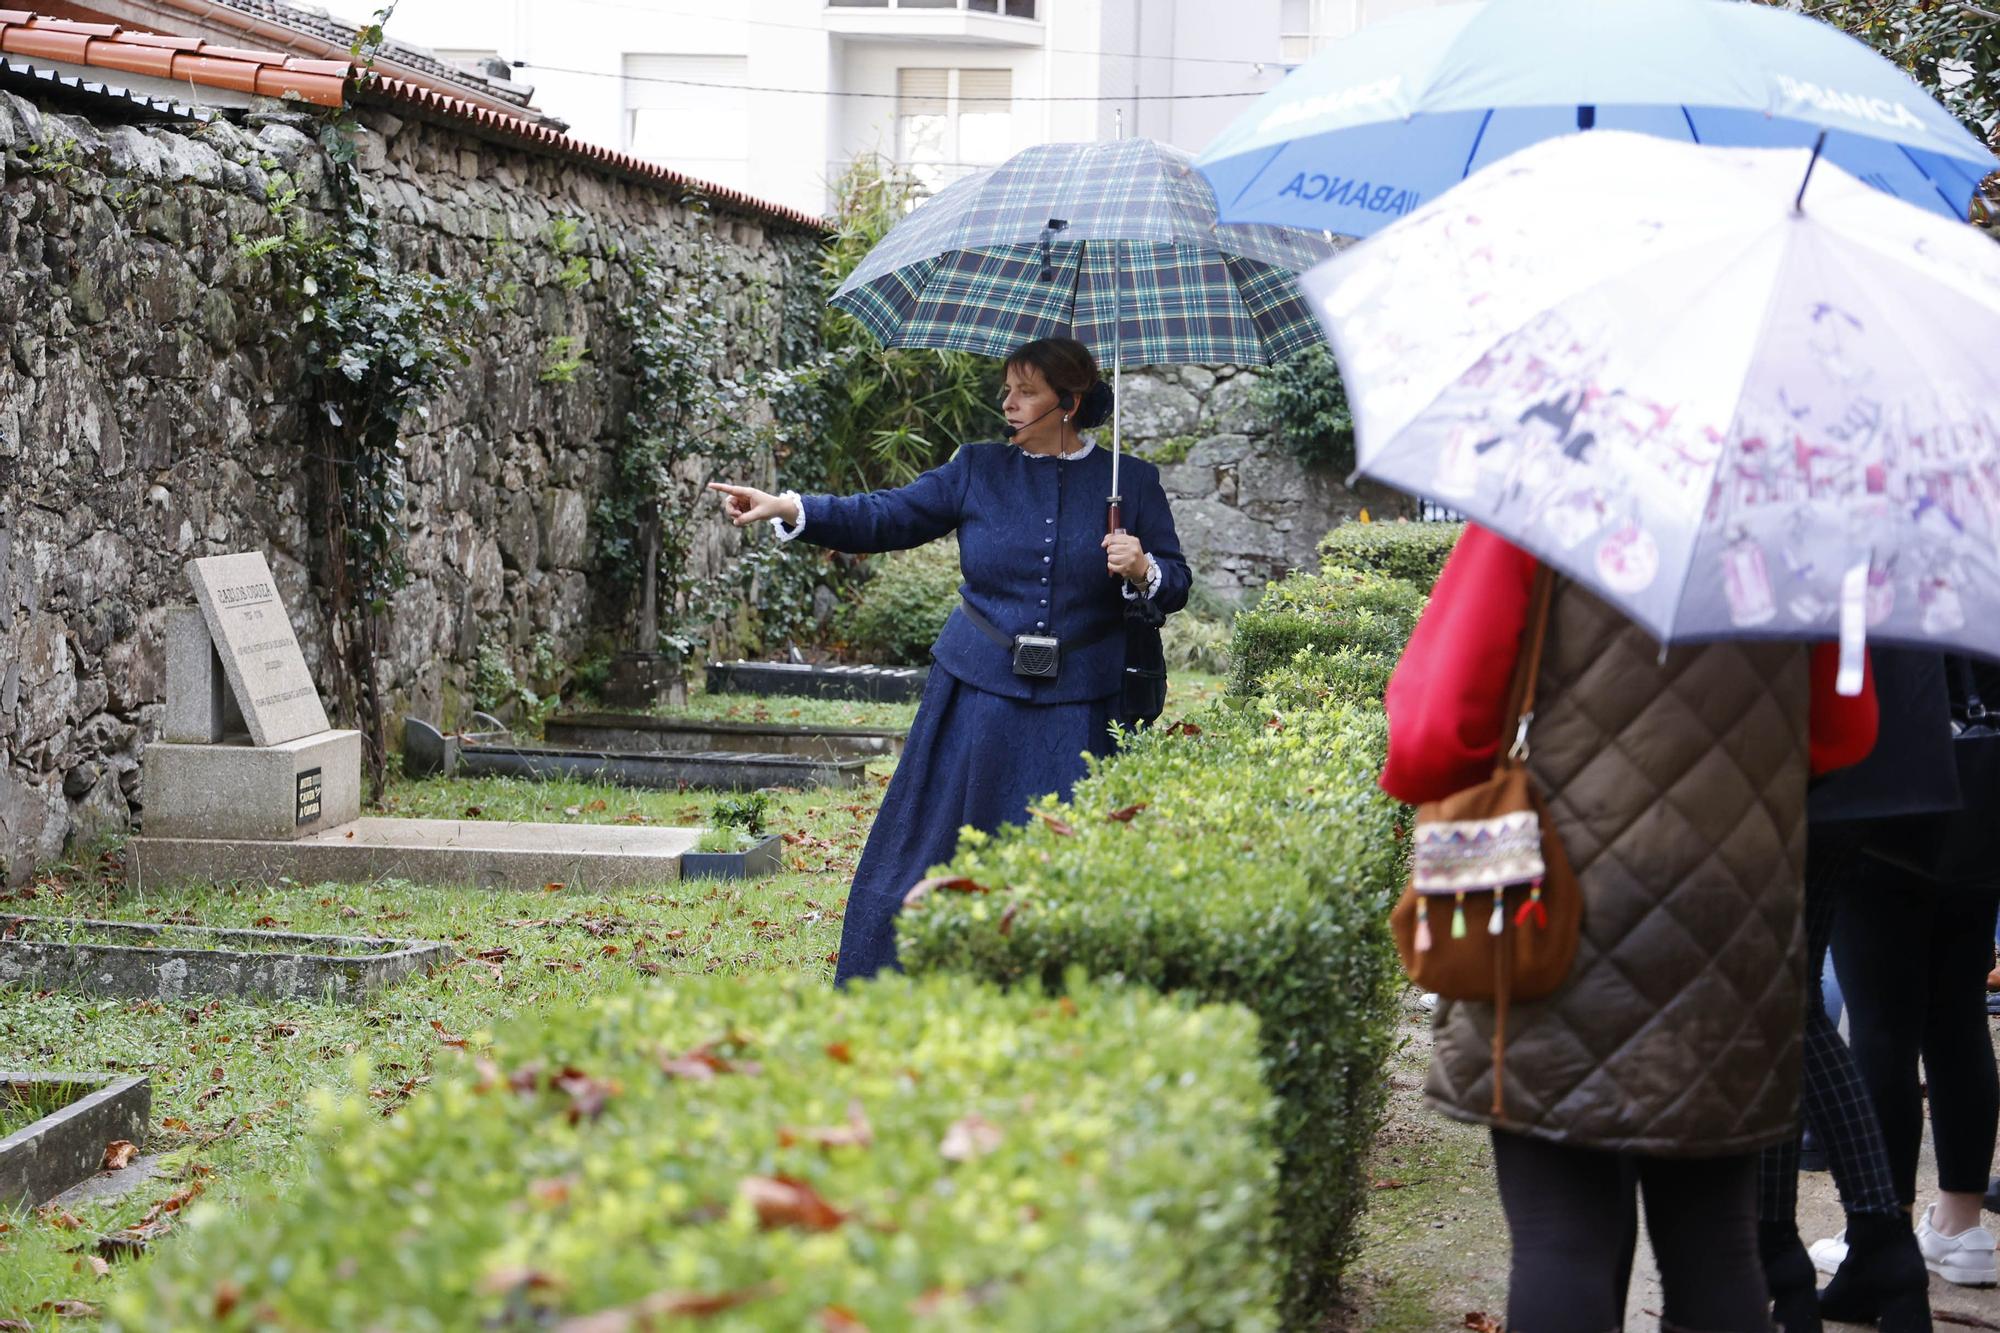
[141,730,362,841]
[0,915,452,1004]
[403,719,869,791]
[185,552,331,746]
[0,1072,150,1208]
[127,817,701,891]
[706,660,928,703]
[545,712,906,760]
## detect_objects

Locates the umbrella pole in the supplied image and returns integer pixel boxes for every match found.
[1110,239,1123,533]
[1108,110,1125,537]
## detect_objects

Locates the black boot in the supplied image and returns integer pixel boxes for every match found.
[1818,1212,1932,1332]
[1761,1221,1824,1333]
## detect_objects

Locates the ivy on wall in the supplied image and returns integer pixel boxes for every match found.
[235,4,488,798]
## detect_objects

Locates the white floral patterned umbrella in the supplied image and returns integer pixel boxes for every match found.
[1303,130,2000,669]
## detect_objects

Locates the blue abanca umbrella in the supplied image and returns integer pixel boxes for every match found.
[1196,0,1999,235]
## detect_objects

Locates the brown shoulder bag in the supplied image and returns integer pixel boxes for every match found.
[1390,566,1580,1117]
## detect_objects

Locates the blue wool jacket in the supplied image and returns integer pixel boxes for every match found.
[799,442,1191,702]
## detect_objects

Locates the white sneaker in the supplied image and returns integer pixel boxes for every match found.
[1917,1204,2000,1286]
[1807,1230,1847,1275]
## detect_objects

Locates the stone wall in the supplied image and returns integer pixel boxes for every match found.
[0,87,821,881]
[1114,364,1413,606]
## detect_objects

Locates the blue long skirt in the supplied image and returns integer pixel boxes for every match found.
[834,669,1116,984]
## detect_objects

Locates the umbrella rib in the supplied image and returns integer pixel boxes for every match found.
[1652,233,1799,647]
[1894,140,1975,218]
[1680,107,1701,144]
[1460,108,1495,180]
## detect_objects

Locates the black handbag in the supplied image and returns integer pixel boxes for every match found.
[1118,594,1169,732]
[1866,656,2000,888]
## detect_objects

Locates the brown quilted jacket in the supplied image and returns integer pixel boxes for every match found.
[1426,582,1811,1156]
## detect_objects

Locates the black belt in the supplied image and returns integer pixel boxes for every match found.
[957,598,1120,655]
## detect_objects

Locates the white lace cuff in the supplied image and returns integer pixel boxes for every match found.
[1120,555,1162,601]
[769,491,806,542]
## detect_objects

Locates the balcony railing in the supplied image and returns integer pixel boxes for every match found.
[829,0,1038,17]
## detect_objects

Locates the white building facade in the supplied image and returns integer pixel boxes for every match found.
[354,0,1451,217]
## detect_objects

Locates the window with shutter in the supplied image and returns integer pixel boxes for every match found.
[624,54,750,191]
[895,67,1013,193]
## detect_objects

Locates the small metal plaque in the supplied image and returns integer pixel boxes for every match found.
[295,767,323,826]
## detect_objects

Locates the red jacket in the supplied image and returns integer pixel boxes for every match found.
[1381,525,1878,806]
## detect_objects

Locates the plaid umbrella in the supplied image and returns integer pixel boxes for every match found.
[832,138,1336,367]
[833,138,1338,506]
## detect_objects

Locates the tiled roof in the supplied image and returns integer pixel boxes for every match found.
[192,0,535,110]
[0,9,827,231]
[0,9,347,105]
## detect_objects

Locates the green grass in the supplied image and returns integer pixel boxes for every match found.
[0,673,1225,1326]
[0,1080,80,1141]
[0,770,888,1325]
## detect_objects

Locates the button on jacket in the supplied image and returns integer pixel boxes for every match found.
[798,441,1190,703]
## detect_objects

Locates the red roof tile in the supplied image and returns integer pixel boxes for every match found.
[0,10,824,230]
[0,11,344,103]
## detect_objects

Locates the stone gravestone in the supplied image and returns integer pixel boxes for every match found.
[140,554,361,842]
[131,552,700,890]
[184,552,330,745]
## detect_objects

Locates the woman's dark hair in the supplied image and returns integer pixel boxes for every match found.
[1005,337,1115,429]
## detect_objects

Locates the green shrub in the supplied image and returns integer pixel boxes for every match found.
[1257,645,1397,712]
[842,535,962,666]
[710,790,771,837]
[1315,521,1464,591]
[121,972,1279,1332]
[1228,566,1425,698]
[899,698,1406,1325]
[1248,345,1356,472]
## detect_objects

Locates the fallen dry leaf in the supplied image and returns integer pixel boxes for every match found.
[901,875,994,908]
[1463,1314,1504,1333]
[478,1267,567,1297]
[544,882,567,893]
[1104,802,1149,823]
[939,1115,1003,1163]
[38,1207,84,1231]
[1164,719,1202,737]
[819,1306,869,1333]
[429,1019,467,1050]
[555,1284,772,1332]
[778,1102,873,1151]
[35,1301,98,1319]
[100,1140,137,1171]
[739,1176,848,1232]
[824,1042,853,1064]
[552,1067,617,1125]
[1033,810,1077,837]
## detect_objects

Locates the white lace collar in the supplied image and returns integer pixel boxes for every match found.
[1016,440,1097,462]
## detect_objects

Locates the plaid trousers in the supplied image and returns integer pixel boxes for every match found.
[1758,836,1903,1223]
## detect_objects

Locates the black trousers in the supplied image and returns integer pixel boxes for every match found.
[1492,1130,1771,1332]
[1756,833,1902,1223]
[1833,857,2000,1202]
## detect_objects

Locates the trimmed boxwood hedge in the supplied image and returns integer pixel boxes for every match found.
[899,696,1407,1326]
[1316,521,1463,591]
[1227,565,1426,698]
[119,972,1280,1332]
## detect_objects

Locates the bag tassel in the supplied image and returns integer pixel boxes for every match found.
[1415,898,1433,953]
[1514,879,1548,930]
[1450,891,1468,941]
[1487,889,1505,937]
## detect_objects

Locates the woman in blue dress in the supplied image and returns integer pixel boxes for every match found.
[710,338,1191,982]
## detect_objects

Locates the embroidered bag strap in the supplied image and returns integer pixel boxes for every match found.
[1498,566,1557,773]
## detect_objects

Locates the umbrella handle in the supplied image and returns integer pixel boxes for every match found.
[1106,496,1123,536]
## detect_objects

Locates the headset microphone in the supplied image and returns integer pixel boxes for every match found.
[1000,392,1076,440]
